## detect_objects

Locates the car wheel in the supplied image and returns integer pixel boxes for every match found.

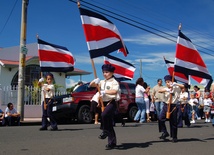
[77,105,93,124]
[128,105,138,121]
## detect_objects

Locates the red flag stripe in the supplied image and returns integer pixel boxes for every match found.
[104,60,134,78]
[82,25,121,42]
[38,50,75,65]
[176,37,206,67]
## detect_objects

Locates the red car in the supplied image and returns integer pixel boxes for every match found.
[52,82,137,124]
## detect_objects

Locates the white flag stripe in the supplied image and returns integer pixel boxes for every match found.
[175,58,209,74]
[105,58,135,72]
[114,73,131,79]
[38,44,73,56]
[81,15,120,35]
[86,38,120,50]
[174,76,188,83]
[177,36,197,51]
[40,61,74,67]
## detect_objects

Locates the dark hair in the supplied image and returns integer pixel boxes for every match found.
[7,102,13,108]
[45,73,54,79]
[136,77,144,86]
[102,64,115,72]
[78,81,83,85]
[157,79,162,83]
[143,82,148,89]
[194,85,200,90]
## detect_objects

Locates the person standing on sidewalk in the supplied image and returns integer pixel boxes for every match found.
[38,73,58,131]
[152,79,165,120]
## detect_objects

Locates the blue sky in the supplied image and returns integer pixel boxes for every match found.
[1,0,214,88]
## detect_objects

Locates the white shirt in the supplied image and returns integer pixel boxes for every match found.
[164,86,181,104]
[179,91,189,104]
[5,107,18,117]
[100,77,119,102]
[42,84,55,98]
[135,84,145,98]
[188,98,198,106]
[203,98,212,106]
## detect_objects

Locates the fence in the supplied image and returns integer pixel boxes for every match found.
[0,85,68,106]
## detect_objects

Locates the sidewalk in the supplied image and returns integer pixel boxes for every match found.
[20,117,42,126]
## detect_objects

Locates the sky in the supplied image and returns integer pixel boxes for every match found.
[1,0,214,88]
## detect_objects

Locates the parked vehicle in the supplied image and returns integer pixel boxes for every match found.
[52,82,137,124]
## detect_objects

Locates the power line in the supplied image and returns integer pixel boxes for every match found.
[0,0,19,35]
[70,0,214,57]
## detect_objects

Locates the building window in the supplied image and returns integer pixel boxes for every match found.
[11,65,41,86]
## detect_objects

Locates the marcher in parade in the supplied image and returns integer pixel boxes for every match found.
[89,64,119,149]
[158,75,184,143]
[38,73,58,131]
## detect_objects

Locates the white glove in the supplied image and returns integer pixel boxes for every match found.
[170,82,177,87]
[164,88,171,92]
[39,77,44,83]
[93,78,100,84]
[100,90,105,96]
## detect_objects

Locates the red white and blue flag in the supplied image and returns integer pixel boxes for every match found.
[104,55,135,81]
[164,57,189,83]
[174,30,213,89]
[38,39,75,72]
[79,8,129,58]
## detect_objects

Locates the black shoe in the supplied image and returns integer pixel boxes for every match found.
[49,127,58,131]
[98,132,108,139]
[105,143,116,150]
[159,132,169,139]
[39,127,47,131]
[171,138,178,143]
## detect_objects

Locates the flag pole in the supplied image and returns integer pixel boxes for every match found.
[37,34,47,110]
[166,24,181,119]
[77,1,105,111]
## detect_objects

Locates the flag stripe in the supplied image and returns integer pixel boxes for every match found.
[86,38,121,50]
[176,40,206,67]
[39,50,74,64]
[104,55,135,80]
[82,24,120,41]
[175,58,209,75]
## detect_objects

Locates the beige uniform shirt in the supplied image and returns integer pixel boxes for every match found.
[100,77,119,102]
[42,84,55,98]
[164,86,181,104]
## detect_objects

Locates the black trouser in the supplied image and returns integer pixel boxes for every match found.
[42,98,57,129]
[158,103,178,139]
[101,100,117,145]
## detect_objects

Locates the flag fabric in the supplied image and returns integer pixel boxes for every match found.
[38,39,75,72]
[104,55,135,81]
[174,30,213,89]
[79,7,129,58]
[164,57,189,83]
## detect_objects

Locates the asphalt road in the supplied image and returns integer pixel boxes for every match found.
[0,120,213,155]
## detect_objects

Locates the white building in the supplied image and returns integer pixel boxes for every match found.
[0,43,91,119]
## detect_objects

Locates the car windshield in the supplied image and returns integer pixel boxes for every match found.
[73,83,96,93]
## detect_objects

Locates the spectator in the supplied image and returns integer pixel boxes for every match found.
[134,77,148,123]
[152,79,165,120]
[193,85,203,120]
[0,109,5,125]
[90,92,101,124]
[4,103,20,126]
[188,92,198,124]
[203,92,212,123]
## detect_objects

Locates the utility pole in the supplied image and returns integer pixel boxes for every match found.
[140,59,142,77]
[17,0,29,121]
